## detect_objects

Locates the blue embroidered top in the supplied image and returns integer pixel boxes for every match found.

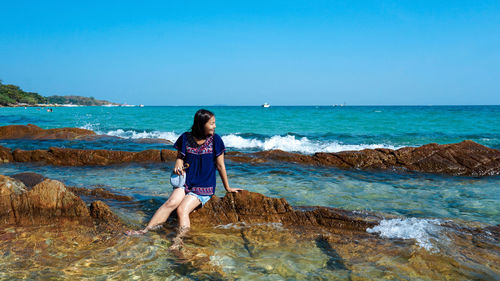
[173,132,226,196]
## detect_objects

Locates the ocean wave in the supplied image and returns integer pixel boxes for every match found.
[79,124,180,141]
[78,125,401,153]
[103,129,180,141]
[222,134,400,154]
[366,218,443,251]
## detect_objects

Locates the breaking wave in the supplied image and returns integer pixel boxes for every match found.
[367,218,444,251]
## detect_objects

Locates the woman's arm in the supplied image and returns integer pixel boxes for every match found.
[216,153,243,192]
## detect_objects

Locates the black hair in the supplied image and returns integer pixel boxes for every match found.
[190,109,215,140]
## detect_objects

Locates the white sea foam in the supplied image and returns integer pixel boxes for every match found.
[80,122,100,131]
[366,218,443,251]
[103,129,180,142]
[222,134,400,154]
[77,125,400,153]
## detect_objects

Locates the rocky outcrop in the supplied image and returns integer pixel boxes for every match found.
[10,147,176,166]
[0,124,173,144]
[0,145,13,163]
[227,140,500,176]
[0,176,92,225]
[67,186,133,201]
[9,172,45,188]
[0,124,96,140]
[0,140,498,176]
[1,124,497,176]
[0,175,125,234]
[190,190,382,234]
[0,172,380,236]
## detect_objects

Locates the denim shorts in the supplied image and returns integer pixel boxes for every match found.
[173,187,212,206]
[186,192,211,206]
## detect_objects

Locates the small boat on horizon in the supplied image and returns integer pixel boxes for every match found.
[262,103,270,108]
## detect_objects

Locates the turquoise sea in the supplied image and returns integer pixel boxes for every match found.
[0,105,499,280]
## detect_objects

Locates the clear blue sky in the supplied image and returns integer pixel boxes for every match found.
[1,1,499,105]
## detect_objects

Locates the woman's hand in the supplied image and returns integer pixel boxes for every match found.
[173,162,185,175]
[226,187,243,193]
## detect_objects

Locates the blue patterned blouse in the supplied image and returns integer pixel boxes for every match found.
[173,132,226,196]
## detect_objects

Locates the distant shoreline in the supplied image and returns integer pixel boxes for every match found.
[1,104,499,108]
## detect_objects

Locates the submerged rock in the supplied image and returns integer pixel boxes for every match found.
[0,124,96,140]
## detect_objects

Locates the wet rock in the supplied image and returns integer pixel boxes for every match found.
[0,176,92,226]
[12,147,162,166]
[1,140,498,176]
[89,200,124,233]
[190,190,381,234]
[67,186,133,201]
[161,149,177,161]
[0,124,96,140]
[10,172,46,189]
[0,175,125,233]
[0,146,13,163]
[228,140,500,176]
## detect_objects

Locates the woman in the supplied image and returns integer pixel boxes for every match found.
[126,109,242,245]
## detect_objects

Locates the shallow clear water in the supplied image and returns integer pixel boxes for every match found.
[0,106,499,280]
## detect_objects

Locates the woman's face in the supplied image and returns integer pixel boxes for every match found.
[204,116,216,136]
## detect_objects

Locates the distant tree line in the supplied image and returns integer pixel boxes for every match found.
[0,80,116,106]
[45,95,112,106]
[0,80,47,105]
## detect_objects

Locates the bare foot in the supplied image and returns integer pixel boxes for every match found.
[169,237,184,250]
[124,228,148,236]
[125,224,163,236]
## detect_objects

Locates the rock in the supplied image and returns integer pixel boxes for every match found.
[0,176,92,226]
[228,140,500,176]
[190,190,381,235]
[89,200,123,233]
[0,146,13,163]
[0,175,125,233]
[10,172,46,189]
[67,186,133,201]
[0,124,96,140]
[1,139,499,176]
[12,147,163,166]
[161,149,177,161]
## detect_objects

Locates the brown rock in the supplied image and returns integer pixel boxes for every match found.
[0,146,13,163]
[10,172,46,189]
[89,200,124,233]
[0,176,92,225]
[161,149,177,161]
[226,141,500,176]
[0,174,127,236]
[67,186,133,201]
[2,139,499,176]
[190,190,381,234]
[12,147,162,166]
[0,124,96,140]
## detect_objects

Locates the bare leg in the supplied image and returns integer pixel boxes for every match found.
[176,194,202,229]
[125,188,186,235]
[169,195,201,249]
